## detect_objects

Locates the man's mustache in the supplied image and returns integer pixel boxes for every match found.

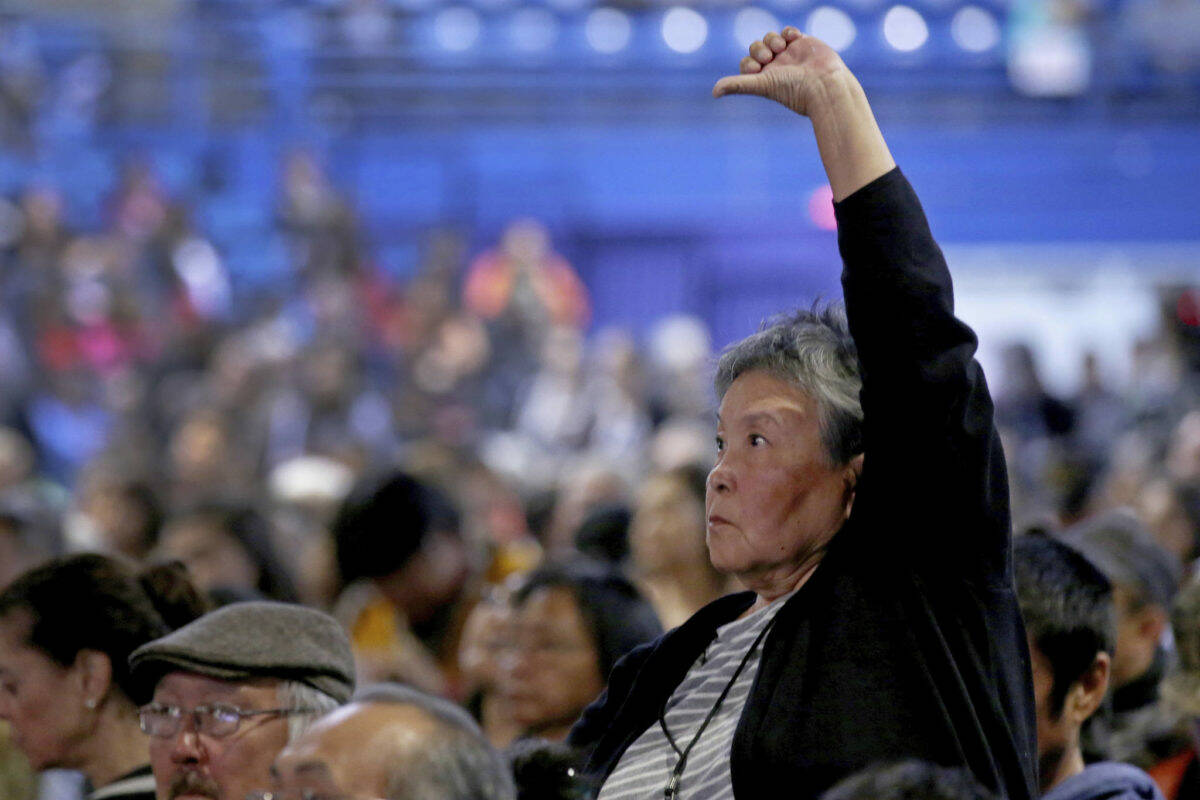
[167,770,222,800]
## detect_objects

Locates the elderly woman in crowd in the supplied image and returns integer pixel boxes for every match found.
[0,554,208,800]
[498,560,660,744]
[567,28,1037,800]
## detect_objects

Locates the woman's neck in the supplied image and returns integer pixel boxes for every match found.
[638,568,727,629]
[742,554,824,616]
[78,705,150,790]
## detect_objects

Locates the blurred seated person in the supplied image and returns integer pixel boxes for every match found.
[464,219,590,333]
[1014,533,1165,800]
[0,505,59,591]
[820,761,999,800]
[629,465,731,629]
[0,554,208,800]
[264,682,514,800]
[153,501,299,605]
[1150,577,1200,800]
[458,588,522,748]
[1063,509,1185,765]
[332,470,475,697]
[67,470,161,560]
[499,561,660,743]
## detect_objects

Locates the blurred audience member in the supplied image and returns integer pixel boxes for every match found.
[154,502,299,604]
[1137,477,1200,566]
[165,407,255,506]
[129,601,352,800]
[1153,576,1200,799]
[465,218,589,336]
[66,470,161,559]
[458,589,521,749]
[1063,509,1185,765]
[265,682,515,800]
[332,470,476,696]
[573,503,631,566]
[1014,533,1165,799]
[0,507,58,591]
[629,465,728,629]
[498,561,660,742]
[0,554,208,800]
[277,150,363,283]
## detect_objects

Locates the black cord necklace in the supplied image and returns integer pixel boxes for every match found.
[658,613,778,800]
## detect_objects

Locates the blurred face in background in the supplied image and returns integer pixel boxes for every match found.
[498,587,603,741]
[0,611,91,771]
[155,515,259,598]
[630,472,707,575]
[458,600,513,697]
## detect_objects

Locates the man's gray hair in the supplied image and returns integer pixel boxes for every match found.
[714,304,863,465]
[278,679,341,744]
[354,683,516,800]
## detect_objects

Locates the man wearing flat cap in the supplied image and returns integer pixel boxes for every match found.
[128,601,354,800]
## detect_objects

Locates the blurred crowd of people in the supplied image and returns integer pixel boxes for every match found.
[3,149,1200,800]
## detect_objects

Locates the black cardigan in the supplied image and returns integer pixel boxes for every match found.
[568,168,1038,800]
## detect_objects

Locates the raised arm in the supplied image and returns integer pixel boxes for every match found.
[715,31,1011,584]
[713,27,894,202]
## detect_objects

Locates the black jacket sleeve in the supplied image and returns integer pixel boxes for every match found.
[835,168,1012,587]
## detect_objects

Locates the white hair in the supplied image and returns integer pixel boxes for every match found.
[277,680,341,743]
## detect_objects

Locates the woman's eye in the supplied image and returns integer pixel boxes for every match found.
[715,436,725,452]
[749,434,766,446]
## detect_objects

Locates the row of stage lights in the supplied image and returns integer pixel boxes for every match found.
[423,3,1003,56]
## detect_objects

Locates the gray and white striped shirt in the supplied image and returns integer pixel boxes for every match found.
[597,594,791,800]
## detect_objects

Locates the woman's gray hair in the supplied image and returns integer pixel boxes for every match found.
[714,304,863,466]
[277,680,341,743]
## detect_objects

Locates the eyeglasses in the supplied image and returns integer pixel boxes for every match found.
[138,703,318,739]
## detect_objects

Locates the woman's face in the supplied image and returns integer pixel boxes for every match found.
[155,517,259,594]
[498,587,604,740]
[706,370,855,591]
[630,474,707,573]
[0,613,90,770]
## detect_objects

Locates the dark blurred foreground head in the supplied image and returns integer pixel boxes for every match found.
[820,760,998,800]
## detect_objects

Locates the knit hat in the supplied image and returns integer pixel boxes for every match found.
[129,601,355,703]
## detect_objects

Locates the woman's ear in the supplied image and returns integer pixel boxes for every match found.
[74,649,113,711]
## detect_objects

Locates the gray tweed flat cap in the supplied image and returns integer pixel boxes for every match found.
[129,601,355,703]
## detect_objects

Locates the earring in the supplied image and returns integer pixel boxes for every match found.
[84,699,97,710]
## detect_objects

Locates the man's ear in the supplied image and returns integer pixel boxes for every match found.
[1066,651,1111,725]
[1136,605,1168,647]
[842,453,865,518]
[74,649,114,711]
